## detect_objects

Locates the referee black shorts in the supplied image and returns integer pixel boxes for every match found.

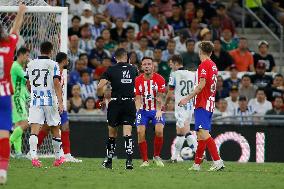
[107,99,136,127]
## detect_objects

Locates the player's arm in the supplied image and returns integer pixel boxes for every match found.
[179,78,206,106]
[156,77,166,120]
[97,79,109,98]
[10,3,27,34]
[165,89,174,107]
[135,95,142,112]
[53,63,63,113]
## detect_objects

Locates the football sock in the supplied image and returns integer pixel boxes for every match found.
[173,135,185,159]
[154,136,163,157]
[29,134,38,159]
[124,135,133,161]
[10,126,23,154]
[106,137,116,161]
[207,137,221,161]
[138,140,148,162]
[194,139,207,165]
[61,131,71,154]
[0,138,10,170]
[52,137,63,159]
[185,132,198,152]
[37,129,48,148]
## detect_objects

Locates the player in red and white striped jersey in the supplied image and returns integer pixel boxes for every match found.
[135,57,166,167]
[0,4,26,184]
[179,41,225,171]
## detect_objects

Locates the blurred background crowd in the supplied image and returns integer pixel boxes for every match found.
[42,0,284,118]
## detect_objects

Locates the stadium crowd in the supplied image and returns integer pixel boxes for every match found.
[42,0,284,118]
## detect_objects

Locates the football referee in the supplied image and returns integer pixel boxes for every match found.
[97,48,138,169]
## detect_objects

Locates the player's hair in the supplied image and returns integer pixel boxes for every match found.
[185,38,195,46]
[56,52,67,64]
[71,15,81,22]
[40,41,53,55]
[114,48,127,60]
[199,41,214,55]
[141,56,153,62]
[16,47,30,57]
[242,74,251,80]
[171,55,183,65]
[79,53,88,59]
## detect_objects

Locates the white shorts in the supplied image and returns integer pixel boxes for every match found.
[175,105,193,128]
[28,106,61,126]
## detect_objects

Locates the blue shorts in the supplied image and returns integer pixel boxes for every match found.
[194,108,213,131]
[135,109,165,127]
[0,96,12,131]
[60,111,69,125]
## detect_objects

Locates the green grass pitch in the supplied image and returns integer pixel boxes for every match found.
[3,158,284,189]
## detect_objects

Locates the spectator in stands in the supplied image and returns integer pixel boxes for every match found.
[211,39,233,71]
[226,85,240,115]
[69,59,85,86]
[266,74,284,101]
[79,97,104,114]
[128,0,149,23]
[271,0,284,25]
[161,39,178,62]
[216,76,230,102]
[229,37,255,72]
[101,29,117,53]
[249,88,272,115]
[81,4,95,25]
[136,20,152,40]
[69,84,84,113]
[221,28,238,51]
[167,3,187,31]
[184,1,195,24]
[181,39,200,71]
[90,0,106,14]
[90,13,112,40]
[152,14,174,41]
[153,60,159,73]
[68,0,86,16]
[78,70,98,101]
[233,95,254,125]
[227,0,243,27]
[142,2,159,28]
[110,18,127,42]
[156,0,175,18]
[223,64,241,90]
[194,28,212,53]
[250,61,273,88]
[79,24,96,54]
[253,40,276,72]
[68,35,86,70]
[200,0,221,21]
[266,96,284,115]
[183,18,201,42]
[153,48,170,83]
[214,98,230,117]
[79,53,93,74]
[93,57,112,80]
[195,7,207,27]
[216,4,235,35]
[209,15,222,41]
[136,36,153,61]
[239,74,257,101]
[89,36,111,68]
[128,51,141,71]
[68,16,81,37]
[104,0,132,21]
[174,31,188,54]
[148,28,167,50]
[126,26,140,51]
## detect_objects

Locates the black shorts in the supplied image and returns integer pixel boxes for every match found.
[107,99,136,127]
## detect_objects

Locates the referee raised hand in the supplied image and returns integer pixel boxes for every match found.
[97,48,138,170]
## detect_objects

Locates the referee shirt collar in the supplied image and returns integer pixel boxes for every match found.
[178,67,185,70]
[38,56,50,59]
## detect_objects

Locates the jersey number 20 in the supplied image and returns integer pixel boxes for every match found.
[32,69,50,87]
[180,80,193,96]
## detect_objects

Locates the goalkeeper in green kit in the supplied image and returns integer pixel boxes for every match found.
[10,47,30,158]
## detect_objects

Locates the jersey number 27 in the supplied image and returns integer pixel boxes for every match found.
[32,69,50,87]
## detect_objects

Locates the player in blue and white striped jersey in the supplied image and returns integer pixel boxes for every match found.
[25,41,65,167]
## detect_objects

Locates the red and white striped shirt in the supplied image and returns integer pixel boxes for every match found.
[135,73,166,111]
[0,33,18,96]
[195,59,218,112]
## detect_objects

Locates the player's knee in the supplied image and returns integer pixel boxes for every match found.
[0,130,10,138]
[61,122,70,131]
[155,130,163,137]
